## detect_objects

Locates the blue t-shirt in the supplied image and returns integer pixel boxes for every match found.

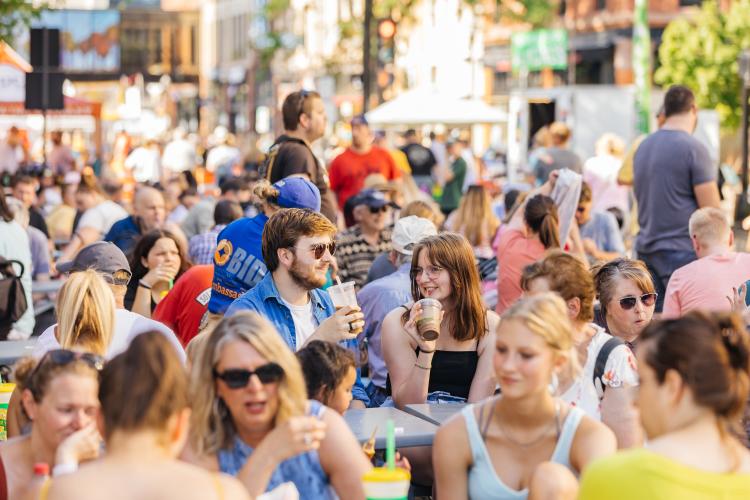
[104,215,140,256]
[580,211,625,254]
[208,213,269,314]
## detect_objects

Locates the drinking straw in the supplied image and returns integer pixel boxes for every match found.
[335,276,342,286]
[386,419,395,470]
[168,279,174,289]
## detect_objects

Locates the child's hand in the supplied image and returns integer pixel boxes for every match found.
[394,451,411,472]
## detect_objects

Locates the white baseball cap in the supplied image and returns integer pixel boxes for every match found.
[392,216,438,255]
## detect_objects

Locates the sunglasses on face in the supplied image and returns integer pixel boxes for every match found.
[618,293,657,310]
[369,206,388,214]
[31,349,105,380]
[213,362,285,389]
[309,242,336,259]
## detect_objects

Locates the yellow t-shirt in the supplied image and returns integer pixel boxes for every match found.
[579,448,750,500]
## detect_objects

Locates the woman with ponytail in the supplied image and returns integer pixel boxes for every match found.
[580,311,750,499]
[496,172,561,313]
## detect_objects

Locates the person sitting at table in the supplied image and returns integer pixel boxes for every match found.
[434,293,617,500]
[183,311,371,498]
[521,252,641,448]
[296,340,357,415]
[0,348,104,500]
[579,312,750,499]
[381,232,500,408]
[43,333,250,500]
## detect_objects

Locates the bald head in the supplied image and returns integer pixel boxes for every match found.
[134,187,166,232]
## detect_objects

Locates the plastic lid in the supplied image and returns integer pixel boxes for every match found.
[33,463,50,476]
[0,383,15,392]
[362,466,410,483]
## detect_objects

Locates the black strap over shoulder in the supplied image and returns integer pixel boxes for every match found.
[260,135,314,181]
[593,336,624,395]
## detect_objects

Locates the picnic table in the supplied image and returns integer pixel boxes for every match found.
[403,403,466,426]
[344,407,438,449]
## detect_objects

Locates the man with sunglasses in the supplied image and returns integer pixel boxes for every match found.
[336,188,398,290]
[260,90,338,224]
[226,208,369,407]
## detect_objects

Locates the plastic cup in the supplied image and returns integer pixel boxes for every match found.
[328,281,362,334]
[0,383,15,441]
[362,467,411,500]
[416,298,442,341]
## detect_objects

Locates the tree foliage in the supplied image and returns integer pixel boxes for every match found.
[654,0,750,130]
[0,0,44,47]
[493,0,558,29]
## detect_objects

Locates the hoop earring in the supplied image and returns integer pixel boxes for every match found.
[548,373,559,395]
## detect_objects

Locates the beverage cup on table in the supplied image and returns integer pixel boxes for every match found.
[328,281,363,334]
[362,467,411,500]
[416,298,442,341]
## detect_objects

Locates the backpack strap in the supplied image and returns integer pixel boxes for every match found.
[260,136,312,182]
[593,336,624,397]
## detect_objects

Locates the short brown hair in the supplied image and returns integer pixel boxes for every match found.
[262,208,336,272]
[282,90,321,131]
[592,258,655,318]
[521,251,595,322]
[99,332,188,440]
[663,85,695,118]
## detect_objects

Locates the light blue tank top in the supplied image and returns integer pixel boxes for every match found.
[217,400,334,499]
[462,403,584,500]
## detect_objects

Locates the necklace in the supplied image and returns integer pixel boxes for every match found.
[495,401,562,448]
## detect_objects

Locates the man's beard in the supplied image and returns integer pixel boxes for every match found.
[289,257,327,290]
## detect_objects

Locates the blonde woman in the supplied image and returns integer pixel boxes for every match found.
[184,312,370,498]
[434,293,616,500]
[447,185,500,259]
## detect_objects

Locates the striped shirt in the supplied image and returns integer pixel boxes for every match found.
[335,225,392,290]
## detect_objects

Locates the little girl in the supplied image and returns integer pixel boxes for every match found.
[296,340,356,414]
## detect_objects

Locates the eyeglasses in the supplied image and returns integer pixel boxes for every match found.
[213,363,285,389]
[618,293,657,310]
[30,349,105,381]
[369,206,388,214]
[413,265,445,279]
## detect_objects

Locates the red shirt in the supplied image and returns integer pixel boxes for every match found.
[495,229,546,314]
[328,146,401,209]
[153,265,213,347]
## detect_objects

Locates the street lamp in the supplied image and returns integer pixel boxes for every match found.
[736,50,750,226]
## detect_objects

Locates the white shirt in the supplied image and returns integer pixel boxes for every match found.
[162,139,197,173]
[0,142,21,174]
[77,200,128,236]
[280,297,317,350]
[0,220,34,337]
[35,308,186,363]
[125,146,161,184]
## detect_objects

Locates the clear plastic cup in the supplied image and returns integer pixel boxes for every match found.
[416,298,442,341]
[362,467,411,500]
[328,281,362,334]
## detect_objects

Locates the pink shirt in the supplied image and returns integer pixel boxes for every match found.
[496,228,546,314]
[662,252,750,318]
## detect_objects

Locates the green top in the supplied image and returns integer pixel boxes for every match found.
[579,448,750,500]
[439,156,467,212]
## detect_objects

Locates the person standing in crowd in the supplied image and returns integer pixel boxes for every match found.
[181,177,251,239]
[225,209,369,407]
[153,264,213,347]
[0,126,25,176]
[184,312,371,498]
[579,312,750,499]
[583,133,628,217]
[434,293,617,499]
[188,200,242,265]
[125,229,190,318]
[12,175,49,237]
[206,126,242,183]
[46,182,77,242]
[44,333,250,500]
[521,252,641,447]
[633,85,721,312]
[260,90,338,223]
[663,207,750,317]
[401,129,437,192]
[105,186,168,255]
[532,122,582,184]
[436,139,467,217]
[0,188,33,339]
[208,177,321,315]
[576,182,626,263]
[592,258,656,350]
[161,127,198,181]
[48,130,75,176]
[358,216,437,407]
[58,173,128,264]
[124,137,162,185]
[328,115,402,211]
[0,349,103,500]
[336,188,396,290]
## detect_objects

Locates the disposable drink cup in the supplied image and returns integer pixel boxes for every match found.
[0,383,15,441]
[362,467,410,500]
[416,298,442,341]
[328,281,362,334]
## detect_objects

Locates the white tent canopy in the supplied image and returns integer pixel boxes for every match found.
[365,87,507,126]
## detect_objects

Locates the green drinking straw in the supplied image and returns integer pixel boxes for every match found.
[386,419,395,470]
[168,279,174,289]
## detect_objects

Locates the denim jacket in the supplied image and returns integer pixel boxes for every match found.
[226,273,369,405]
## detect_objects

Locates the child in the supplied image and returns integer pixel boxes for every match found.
[296,340,356,414]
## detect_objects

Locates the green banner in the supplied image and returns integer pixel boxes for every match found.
[633,0,652,135]
[511,29,568,72]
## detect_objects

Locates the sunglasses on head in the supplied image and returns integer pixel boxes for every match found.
[369,205,388,214]
[213,362,285,389]
[618,293,657,310]
[31,349,105,380]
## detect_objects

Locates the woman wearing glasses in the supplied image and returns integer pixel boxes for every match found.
[0,349,103,499]
[593,258,656,351]
[184,312,370,498]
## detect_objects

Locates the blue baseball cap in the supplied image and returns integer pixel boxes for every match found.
[274,177,321,212]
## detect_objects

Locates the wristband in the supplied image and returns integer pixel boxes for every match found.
[138,279,152,290]
[52,462,78,477]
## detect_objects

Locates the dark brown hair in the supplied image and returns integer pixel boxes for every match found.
[282,90,321,131]
[524,194,560,249]
[99,332,188,440]
[405,232,486,343]
[579,181,592,204]
[521,251,595,322]
[129,229,191,282]
[76,171,104,196]
[640,311,750,426]
[262,208,336,272]
[0,188,13,222]
[663,85,695,118]
[296,340,355,404]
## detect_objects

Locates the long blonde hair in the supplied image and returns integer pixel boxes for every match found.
[56,269,116,356]
[189,312,307,455]
[448,185,499,248]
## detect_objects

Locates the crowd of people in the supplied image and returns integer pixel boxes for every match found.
[0,83,749,499]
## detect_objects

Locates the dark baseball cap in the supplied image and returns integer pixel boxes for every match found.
[351,115,369,127]
[348,188,399,210]
[57,241,132,285]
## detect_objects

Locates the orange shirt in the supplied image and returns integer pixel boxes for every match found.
[496,229,546,314]
[328,146,402,209]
